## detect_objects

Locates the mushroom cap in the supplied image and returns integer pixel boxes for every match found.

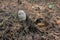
[18,10,26,21]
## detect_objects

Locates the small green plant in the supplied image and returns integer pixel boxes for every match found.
[11,13,17,19]
[48,4,55,9]
[12,13,16,17]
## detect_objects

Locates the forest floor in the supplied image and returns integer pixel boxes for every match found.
[0,0,60,40]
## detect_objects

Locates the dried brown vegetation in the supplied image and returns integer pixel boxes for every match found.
[0,0,60,40]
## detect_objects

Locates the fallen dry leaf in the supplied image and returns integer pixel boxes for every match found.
[56,20,60,25]
[37,23,45,27]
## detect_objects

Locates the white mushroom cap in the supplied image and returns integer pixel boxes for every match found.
[18,10,26,21]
